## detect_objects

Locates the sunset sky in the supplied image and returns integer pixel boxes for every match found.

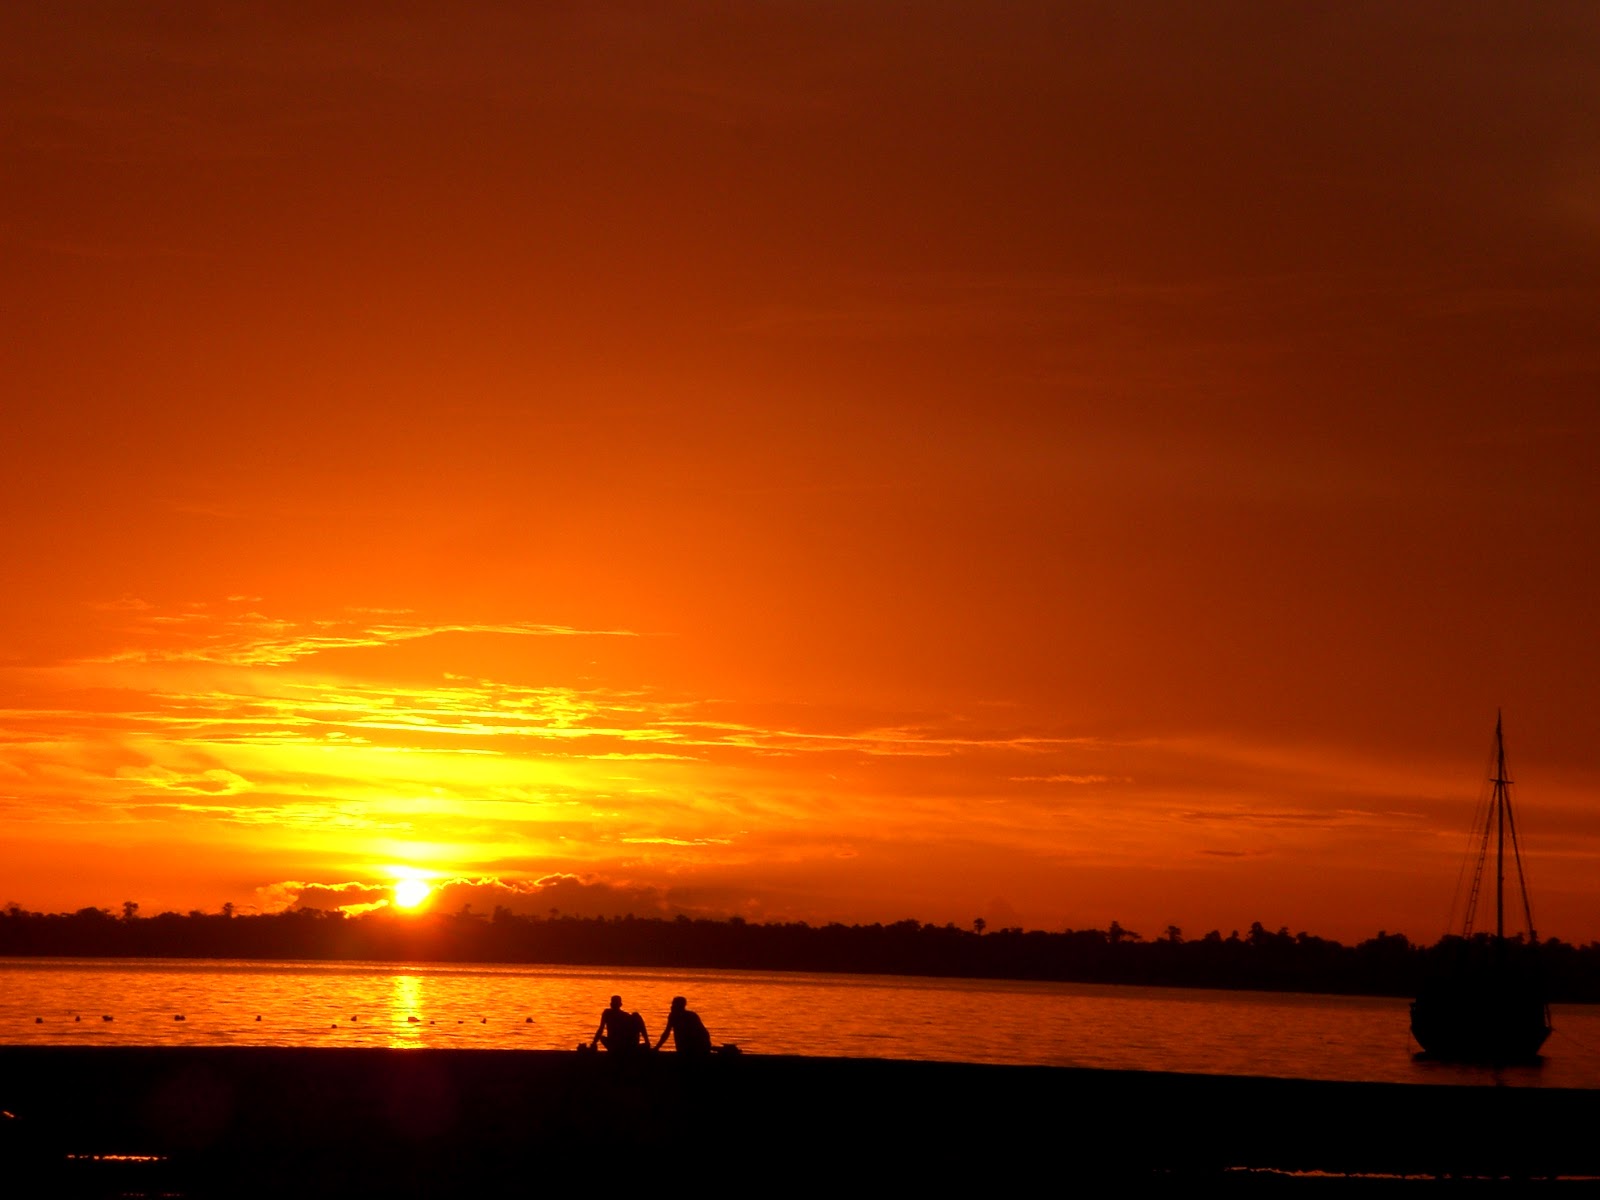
[4,4,1599,944]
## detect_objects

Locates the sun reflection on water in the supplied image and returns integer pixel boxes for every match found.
[388,974,424,1049]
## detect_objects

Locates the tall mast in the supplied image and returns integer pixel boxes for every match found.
[1495,709,1506,942]
[1456,712,1536,941]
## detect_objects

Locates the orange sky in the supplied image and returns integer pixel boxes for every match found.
[3,4,1599,943]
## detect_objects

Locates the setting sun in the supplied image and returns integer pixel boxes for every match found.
[392,879,431,910]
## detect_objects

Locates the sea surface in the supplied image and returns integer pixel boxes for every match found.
[3,957,1598,1089]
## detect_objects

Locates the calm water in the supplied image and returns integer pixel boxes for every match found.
[3,958,1598,1089]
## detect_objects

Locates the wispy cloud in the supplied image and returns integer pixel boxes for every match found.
[84,605,637,666]
[1010,774,1129,784]
[6,598,1600,938]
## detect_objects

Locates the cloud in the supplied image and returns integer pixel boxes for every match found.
[1009,774,1129,784]
[117,765,252,795]
[131,801,408,832]
[1180,808,1346,825]
[256,872,706,920]
[259,880,392,912]
[620,836,733,847]
[15,607,1128,807]
[87,606,639,667]
[86,596,154,612]
[447,874,681,919]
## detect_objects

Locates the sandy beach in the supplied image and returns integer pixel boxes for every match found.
[3,1045,1597,1194]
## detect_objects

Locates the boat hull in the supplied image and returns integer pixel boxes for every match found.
[1410,992,1552,1063]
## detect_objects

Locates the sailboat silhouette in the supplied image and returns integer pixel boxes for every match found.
[1409,713,1552,1062]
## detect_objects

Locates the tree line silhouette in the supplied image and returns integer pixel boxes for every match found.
[4,903,1599,1001]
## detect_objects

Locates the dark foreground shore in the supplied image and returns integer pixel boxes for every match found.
[3,1047,1596,1195]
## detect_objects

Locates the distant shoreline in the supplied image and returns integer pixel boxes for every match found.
[6,906,1600,1002]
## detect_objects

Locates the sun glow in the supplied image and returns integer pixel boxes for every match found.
[392,878,432,910]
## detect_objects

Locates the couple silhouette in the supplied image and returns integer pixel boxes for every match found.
[591,994,712,1054]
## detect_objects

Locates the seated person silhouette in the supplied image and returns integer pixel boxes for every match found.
[654,996,713,1054]
[592,994,648,1053]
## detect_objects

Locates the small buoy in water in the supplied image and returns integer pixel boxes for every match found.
[101,1015,113,1022]
[524,1017,532,1024]
[255,1015,261,1022]
[331,1023,338,1028]
[429,1020,435,1025]
[481,1017,487,1024]
[35,1017,42,1024]
[74,1015,81,1023]
[174,1015,185,1021]
[407,1016,420,1024]
[351,1015,358,1022]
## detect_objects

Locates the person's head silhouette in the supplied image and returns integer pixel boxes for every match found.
[610,995,623,1009]
[670,996,687,1012]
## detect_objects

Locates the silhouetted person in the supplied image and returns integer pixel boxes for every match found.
[592,994,648,1053]
[654,995,712,1054]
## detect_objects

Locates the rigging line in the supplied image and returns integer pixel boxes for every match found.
[1550,1024,1600,1055]
[1442,842,1472,938]
[1495,716,1509,942]
[1461,785,1495,937]
[1503,777,1538,939]
[1494,713,1538,939]
[1444,758,1493,935]
[1458,729,1501,936]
